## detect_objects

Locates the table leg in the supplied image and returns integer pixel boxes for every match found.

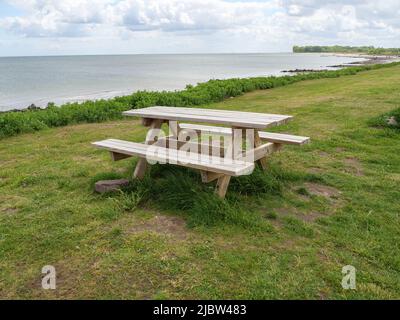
[212,126,245,198]
[215,175,231,199]
[133,119,164,179]
[168,120,181,138]
[254,130,268,171]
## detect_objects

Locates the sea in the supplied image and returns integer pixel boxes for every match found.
[0,53,366,112]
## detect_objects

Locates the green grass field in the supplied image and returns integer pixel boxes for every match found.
[1,65,399,299]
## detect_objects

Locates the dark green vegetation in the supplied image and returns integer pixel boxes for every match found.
[1,62,399,139]
[109,164,301,230]
[370,107,400,129]
[293,45,400,55]
[1,64,400,299]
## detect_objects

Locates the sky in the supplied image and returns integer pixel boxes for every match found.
[0,0,399,57]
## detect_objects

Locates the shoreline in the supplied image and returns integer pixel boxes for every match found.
[1,61,399,139]
[281,53,400,73]
[328,53,400,67]
[2,54,399,114]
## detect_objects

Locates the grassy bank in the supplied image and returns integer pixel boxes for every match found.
[0,64,400,299]
[1,62,400,139]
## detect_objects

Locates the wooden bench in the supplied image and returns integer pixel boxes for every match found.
[92,139,255,197]
[178,123,310,145]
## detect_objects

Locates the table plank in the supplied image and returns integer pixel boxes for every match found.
[149,106,291,121]
[123,106,292,129]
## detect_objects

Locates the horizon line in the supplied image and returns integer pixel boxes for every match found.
[0,51,296,59]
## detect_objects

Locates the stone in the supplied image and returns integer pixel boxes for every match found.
[95,179,129,194]
[387,116,398,126]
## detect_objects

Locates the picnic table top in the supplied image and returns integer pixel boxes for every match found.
[123,106,293,129]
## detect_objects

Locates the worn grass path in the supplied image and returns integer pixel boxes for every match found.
[1,65,400,299]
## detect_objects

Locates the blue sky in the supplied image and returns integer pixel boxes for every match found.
[0,2,21,17]
[0,0,399,57]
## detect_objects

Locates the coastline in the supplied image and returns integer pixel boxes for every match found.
[327,53,400,67]
[281,53,400,73]
[1,53,399,114]
[1,61,399,139]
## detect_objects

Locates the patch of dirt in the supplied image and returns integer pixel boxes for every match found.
[343,157,364,176]
[318,151,330,157]
[293,183,343,211]
[318,291,329,300]
[390,173,400,182]
[274,238,299,250]
[317,250,330,263]
[128,215,189,240]
[304,182,341,199]
[0,207,18,216]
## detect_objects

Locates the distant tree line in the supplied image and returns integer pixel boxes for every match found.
[293,45,400,55]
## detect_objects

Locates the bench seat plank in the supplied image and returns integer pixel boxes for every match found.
[179,123,310,145]
[257,132,310,145]
[92,139,255,176]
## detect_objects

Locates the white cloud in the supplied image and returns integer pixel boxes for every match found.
[0,0,279,36]
[0,0,399,55]
[1,0,112,36]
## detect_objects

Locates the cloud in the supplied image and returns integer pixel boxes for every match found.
[0,0,399,54]
[0,0,112,36]
[0,0,278,37]
[114,0,274,32]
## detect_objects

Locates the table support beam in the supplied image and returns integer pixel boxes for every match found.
[201,171,223,183]
[254,130,268,171]
[215,175,231,199]
[133,119,164,179]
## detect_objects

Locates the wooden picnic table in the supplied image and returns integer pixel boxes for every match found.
[93,106,310,198]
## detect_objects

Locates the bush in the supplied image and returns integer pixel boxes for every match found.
[2,62,400,139]
[369,107,400,129]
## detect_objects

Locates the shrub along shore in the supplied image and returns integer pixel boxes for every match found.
[1,61,400,139]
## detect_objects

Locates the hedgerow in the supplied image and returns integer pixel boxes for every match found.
[1,62,399,139]
[369,106,400,129]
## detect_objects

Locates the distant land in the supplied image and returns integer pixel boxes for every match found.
[293,45,400,55]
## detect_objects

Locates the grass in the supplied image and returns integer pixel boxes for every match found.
[1,64,400,299]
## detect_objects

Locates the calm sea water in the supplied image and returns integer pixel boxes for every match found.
[0,53,365,111]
